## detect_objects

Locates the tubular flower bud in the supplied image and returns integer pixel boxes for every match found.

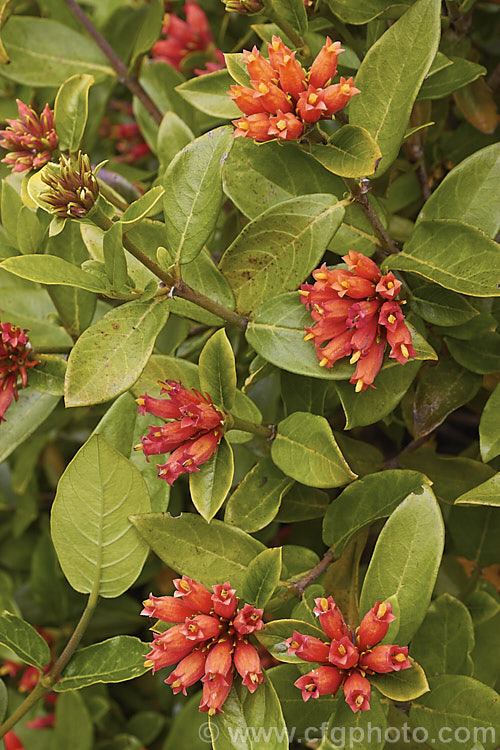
[141,594,194,622]
[229,35,356,141]
[4,732,26,750]
[291,596,412,713]
[41,152,99,219]
[222,0,265,13]
[142,578,265,714]
[360,645,411,674]
[300,252,415,389]
[294,666,343,701]
[309,38,344,88]
[357,601,396,651]
[0,322,39,423]
[0,100,58,173]
[136,380,225,484]
[344,671,371,713]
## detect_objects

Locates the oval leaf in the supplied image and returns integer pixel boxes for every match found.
[54,73,94,153]
[198,329,237,410]
[480,384,500,463]
[0,611,51,670]
[308,125,382,178]
[0,254,109,293]
[371,658,429,701]
[189,438,234,523]
[241,548,282,610]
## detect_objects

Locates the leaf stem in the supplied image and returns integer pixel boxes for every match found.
[60,0,163,125]
[0,588,99,739]
[228,416,275,439]
[346,178,400,256]
[293,549,335,595]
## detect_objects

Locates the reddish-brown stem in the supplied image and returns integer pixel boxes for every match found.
[293,549,335,595]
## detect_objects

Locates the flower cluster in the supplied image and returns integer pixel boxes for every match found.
[142,576,265,714]
[135,380,225,484]
[0,99,58,173]
[288,598,411,712]
[41,152,99,219]
[151,2,224,75]
[0,322,39,423]
[230,36,359,142]
[300,250,416,391]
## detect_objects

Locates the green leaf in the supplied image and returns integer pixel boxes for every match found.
[54,73,94,153]
[242,547,282,609]
[418,57,486,101]
[0,611,51,670]
[446,334,500,375]
[157,111,194,171]
[65,298,169,407]
[308,126,382,178]
[51,434,151,597]
[224,52,250,87]
[267,664,333,739]
[198,329,237,410]
[189,438,234,523]
[55,636,150,691]
[91,392,138,457]
[320,690,387,750]
[130,512,265,591]
[335,360,421,429]
[55,690,93,750]
[267,0,308,37]
[0,389,60,463]
[209,678,288,750]
[1,16,115,86]
[410,594,475,677]
[410,284,479,326]
[130,0,163,65]
[255,619,326,664]
[323,470,430,555]
[17,206,42,254]
[418,143,500,237]
[324,0,394,24]
[480,384,500,463]
[162,126,234,265]
[271,412,356,488]
[225,456,294,533]
[349,0,441,176]
[276,484,330,523]
[359,485,444,644]
[133,354,200,394]
[386,220,500,297]
[227,390,263,444]
[0,678,6,723]
[119,186,165,230]
[409,675,500,750]
[29,354,67,395]
[0,254,109,293]
[175,69,241,118]
[371,658,429,701]
[102,221,128,291]
[219,195,345,315]
[454,473,500,507]
[223,139,344,220]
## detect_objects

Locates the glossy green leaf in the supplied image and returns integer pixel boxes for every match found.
[119,186,165,230]
[280,371,327,417]
[321,690,387,750]
[446,334,500,375]
[0,254,109,293]
[370,658,429,701]
[255,619,326,664]
[1,180,23,247]
[162,126,233,264]
[480,384,500,463]
[410,284,479,326]
[323,470,430,555]
[418,143,500,237]
[0,389,60,463]
[0,611,51,670]
[271,412,356,488]
[242,547,282,609]
[227,389,263,444]
[54,73,94,153]
[308,126,382,178]
[29,354,67,395]
[224,52,250,87]
[410,594,475,677]
[55,636,150,691]
[418,57,486,101]
[157,111,194,171]
[276,484,330,523]
[219,195,345,315]
[349,0,441,175]
[130,0,163,65]
[175,70,241,118]
[225,456,294,533]
[91,392,138,457]
[55,690,93,750]
[198,329,236,410]
[359,486,444,644]
[267,664,333,739]
[409,675,500,750]
[324,0,394,24]
[454,473,500,507]
[267,0,307,36]
[130,512,265,590]
[1,16,115,86]
[386,220,500,297]
[65,298,169,407]
[17,206,42,254]
[102,222,128,294]
[222,139,344,220]
[209,678,287,750]
[51,434,151,597]
[189,438,234,523]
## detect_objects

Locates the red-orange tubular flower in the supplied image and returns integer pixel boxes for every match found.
[142,576,265,714]
[300,251,416,391]
[288,597,411,713]
[230,36,360,142]
[0,99,58,172]
[135,380,225,484]
[151,2,224,75]
[0,322,39,423]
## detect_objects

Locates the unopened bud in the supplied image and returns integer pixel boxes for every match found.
[42,152,99,219]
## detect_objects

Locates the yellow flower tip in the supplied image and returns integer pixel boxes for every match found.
[277,119,287,130]
[283,54,291,63]
[250,673,259,684]
[319,597,328,612]
[290,640,299,650]
[355,695,364,707]
[272,40,280,50]
[258,82,268,94]
[308,93,318,105]
[401,344,409,359]
[395,653,406,663]
[355,379,364,393]
[208,708,216,716]
[341,281,349,288]
[314,272,327,280]
[183,458,194,467]
[387,281,394,289]
[350,350,361,365]
[142,598,153,608]
[338,644,346,656]
[388,314,396,324]
[133,443,144,452]
[144,660,154,668]
[247,53,256,63]
[341,84,351,95]
[136,397,145,406]
[172,679,182,688]
[298,289,310,296]
[319,357,329,368]
[377,603,387,619]
[304,332,315,341]
[239,121,249,131]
